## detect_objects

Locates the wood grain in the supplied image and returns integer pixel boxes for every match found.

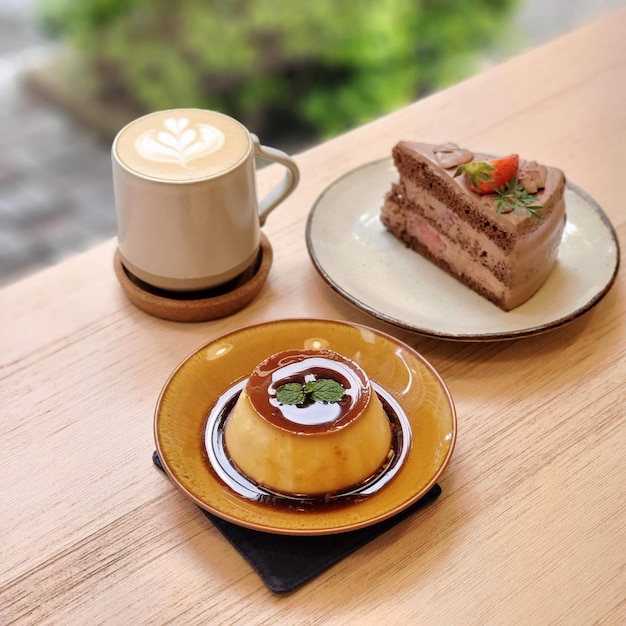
[1,8,625,624]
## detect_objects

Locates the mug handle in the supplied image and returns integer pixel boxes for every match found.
[252,134,300,226]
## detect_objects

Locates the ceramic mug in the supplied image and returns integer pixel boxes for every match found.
[112,108,299,291]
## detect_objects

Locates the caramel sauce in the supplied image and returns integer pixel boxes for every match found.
[245,349,370,434]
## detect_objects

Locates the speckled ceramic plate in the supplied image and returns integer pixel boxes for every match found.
[154,319,456,535]
[306,158,620,341]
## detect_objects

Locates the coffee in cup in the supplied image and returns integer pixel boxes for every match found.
[112,108,299,291]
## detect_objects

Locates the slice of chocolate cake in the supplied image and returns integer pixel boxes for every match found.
[380,142,567,311]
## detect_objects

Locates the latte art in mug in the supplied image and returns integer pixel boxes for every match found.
[112,108,299,291]
[135,116,225,166]
[114,109,251,182]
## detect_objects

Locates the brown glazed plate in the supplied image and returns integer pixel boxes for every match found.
[154,319,457,535]
[306,158,620,341]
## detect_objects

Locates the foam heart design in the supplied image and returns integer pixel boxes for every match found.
[135,116,225,165]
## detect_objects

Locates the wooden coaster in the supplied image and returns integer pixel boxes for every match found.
[114,233,273,322]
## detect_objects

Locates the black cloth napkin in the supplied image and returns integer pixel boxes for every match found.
[153,451,441,594]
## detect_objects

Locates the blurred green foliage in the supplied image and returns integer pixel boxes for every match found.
[39,0,519,142]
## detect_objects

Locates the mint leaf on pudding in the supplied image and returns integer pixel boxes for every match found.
[276,382,306,406]
[307,379,345,403]
[276,378,346,406]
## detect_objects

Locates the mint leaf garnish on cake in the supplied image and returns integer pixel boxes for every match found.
[494,177,544,219]
[456,154,544,218]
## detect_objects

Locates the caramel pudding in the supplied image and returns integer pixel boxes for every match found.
[223,349,393,496]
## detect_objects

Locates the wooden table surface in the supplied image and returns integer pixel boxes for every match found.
[2,9,625,625]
